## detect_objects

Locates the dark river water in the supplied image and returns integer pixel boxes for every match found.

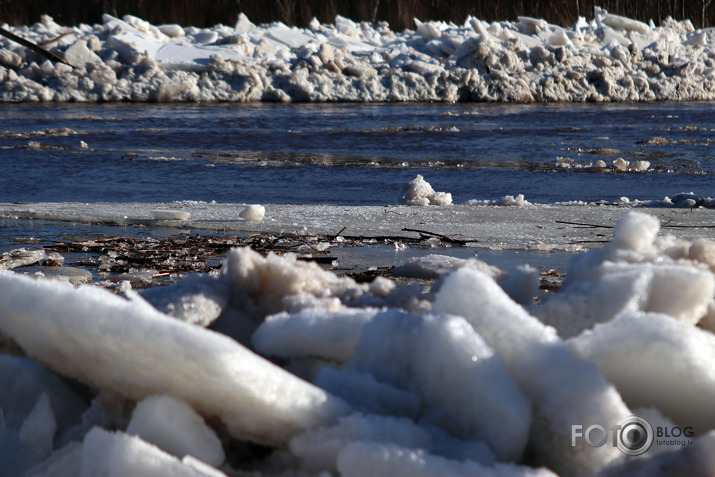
[0,101,713,205]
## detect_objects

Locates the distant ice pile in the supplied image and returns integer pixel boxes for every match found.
[3,7,715,102]
[1,211,715,476]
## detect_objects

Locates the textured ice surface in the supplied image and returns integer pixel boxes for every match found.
[433,268,631,476]
[139,273,230,327]
[288,413,494,473]
[80,427,227,477]
[539,211,715,337]
[337,442,558,477]
[0,355,88,474]
[253,306,380,364]
[336,312,531,462]
[0,270,349,447]
[569,312,715,434]
[215,247,364,343]
[126,395,225,467]
[5,202,714,252]
[594,431,715,477]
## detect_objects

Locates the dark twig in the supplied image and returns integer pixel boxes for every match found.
[568,240,612,244]
[557,218,715,230]
[662,224,715,229]
[401,227,470,245]
[555,220,614,229]
[49,155,72,168]
[328,226,346,242]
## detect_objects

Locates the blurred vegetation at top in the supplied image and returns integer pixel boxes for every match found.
[1,0,713,29]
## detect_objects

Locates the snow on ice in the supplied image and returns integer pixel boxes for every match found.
[1,211,715,475]
[3,7,715,102]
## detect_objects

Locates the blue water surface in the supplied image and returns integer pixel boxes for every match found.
[1,101,712,205]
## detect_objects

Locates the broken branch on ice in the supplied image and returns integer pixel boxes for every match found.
[401,227,470,245]
[0,26,74,67]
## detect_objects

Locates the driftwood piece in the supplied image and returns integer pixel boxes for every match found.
[0,26,73,66]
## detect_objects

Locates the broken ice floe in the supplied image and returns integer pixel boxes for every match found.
[151,208,191,221]
[1,212,715,475]
[4,8,715,102]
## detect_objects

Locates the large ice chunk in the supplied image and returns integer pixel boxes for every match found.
[126,395,225,467]
[433,268,631,476]
[538,212,715,337]
[239,204,265,221]
[18,393,57,465]
[80,427,227,477]
[63,39,103,67]
[539,261,714,337]
[602,12,651,34]
[392,254,538,305]
[220,247,360,319]
[569,312,715,434]
[342,312,531,462]
[291,413,499,472]
[139,273,231,327]
[611,211,660,252]
[0,271,349,446]
[315,367,423,419]
[252,306,380,364]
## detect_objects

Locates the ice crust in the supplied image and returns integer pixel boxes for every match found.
[4,8,715,102]
[1,210,715,475]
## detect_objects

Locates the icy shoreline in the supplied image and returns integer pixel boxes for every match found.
[2,8,715,103]
[1,210,715,476]
[2,201,714,247]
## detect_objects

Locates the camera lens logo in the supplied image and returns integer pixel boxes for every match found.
[616,415,653,456]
